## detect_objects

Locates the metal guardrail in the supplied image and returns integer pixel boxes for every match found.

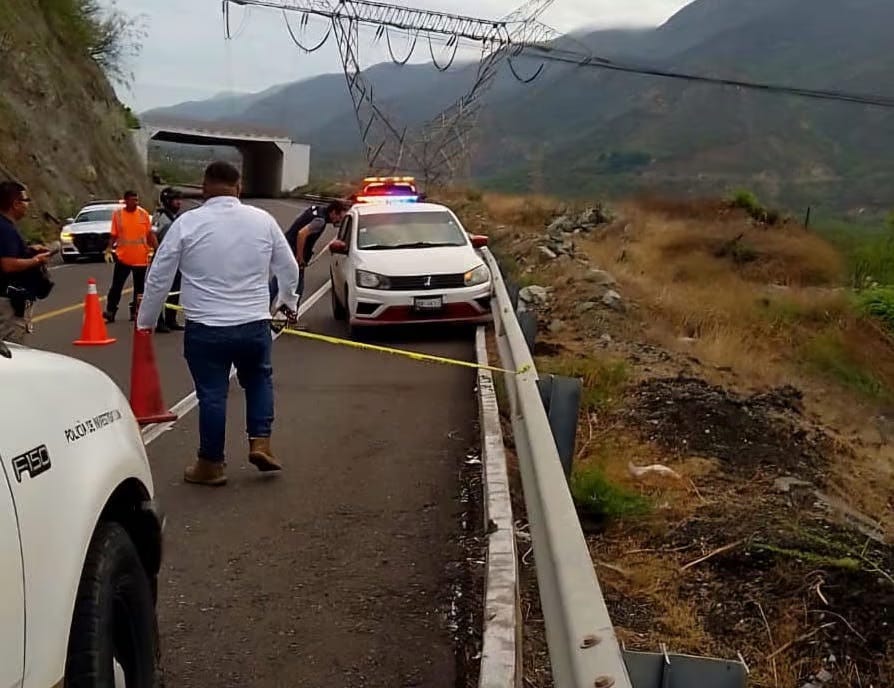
[481,247,634,688]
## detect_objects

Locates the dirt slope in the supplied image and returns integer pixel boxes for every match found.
[0,0,151,235]
[445,189,893,688]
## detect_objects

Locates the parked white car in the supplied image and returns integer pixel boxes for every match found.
[60,200,123,263]
[328,201,493,336]
[0,341,163,687]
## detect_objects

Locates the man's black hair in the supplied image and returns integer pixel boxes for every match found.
[123,190,138,199]
[205,161,241,186]
[325,200,348,218]
[0,180,26,212]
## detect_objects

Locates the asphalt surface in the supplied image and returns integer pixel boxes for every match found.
[31,199,478,687]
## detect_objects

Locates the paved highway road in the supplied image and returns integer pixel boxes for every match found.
[31,199,479,687]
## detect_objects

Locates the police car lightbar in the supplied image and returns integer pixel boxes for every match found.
[355,194,419,204]
[362,176,416,184]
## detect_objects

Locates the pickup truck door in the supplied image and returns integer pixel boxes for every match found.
[0,462,25,688]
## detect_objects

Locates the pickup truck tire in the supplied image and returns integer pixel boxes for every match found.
[65,521,159,688]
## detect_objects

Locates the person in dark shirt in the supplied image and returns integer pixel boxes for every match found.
[269,201,347,326]
[0,181,50,344]
[153,187,184,333]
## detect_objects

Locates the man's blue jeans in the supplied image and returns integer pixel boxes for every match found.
[184,319,274,463]
[269,266,305,310]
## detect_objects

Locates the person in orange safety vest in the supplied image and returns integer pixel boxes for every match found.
[102,190,158,323]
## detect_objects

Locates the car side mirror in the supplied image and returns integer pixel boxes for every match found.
[65,218,74,225]
[470,234,489,248]
[329,239,349,255]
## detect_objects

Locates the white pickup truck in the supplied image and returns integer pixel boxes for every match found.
[0,341,163,687]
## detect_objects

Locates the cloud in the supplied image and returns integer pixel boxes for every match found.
[113,0,689,111]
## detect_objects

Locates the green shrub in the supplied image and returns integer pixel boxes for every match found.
[540,357,630,413]
[122,105,140,129]
[857,286,894,330]
[570,466,650,520]
[850,236,894,288]
[731,189,762,214]
[729,189,782,225]
[802,331,886,399]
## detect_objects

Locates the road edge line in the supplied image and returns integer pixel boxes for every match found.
[475,325,521,688]
[141,281,332,445]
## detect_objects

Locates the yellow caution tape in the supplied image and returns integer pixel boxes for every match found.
[278,326,526,375]
[163,303,525,375]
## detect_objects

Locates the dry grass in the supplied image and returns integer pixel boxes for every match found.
[481,192,564,228]
[572,204,861,389]
[462,188,894,686]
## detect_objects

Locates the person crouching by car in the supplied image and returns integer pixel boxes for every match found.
[0,181,52,344]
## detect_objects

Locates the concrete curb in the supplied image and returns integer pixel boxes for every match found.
[475,326,521,688]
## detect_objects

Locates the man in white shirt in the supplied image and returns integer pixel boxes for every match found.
[137,162,300,486]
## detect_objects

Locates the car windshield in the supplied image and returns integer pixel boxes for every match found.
[357,211,467,250]
[74,208,116,223]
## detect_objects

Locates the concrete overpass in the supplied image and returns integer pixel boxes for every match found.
[133,118,310,196]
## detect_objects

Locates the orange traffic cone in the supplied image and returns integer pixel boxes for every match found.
[130,328,177,426]
[74,278,116,346]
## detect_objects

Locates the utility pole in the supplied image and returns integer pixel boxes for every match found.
[224,0,568,185]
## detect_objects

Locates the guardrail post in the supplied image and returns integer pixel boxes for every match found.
[537,374,583,480]
[518,310,537,354]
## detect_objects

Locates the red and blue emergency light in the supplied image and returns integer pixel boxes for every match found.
[355,176,420,204]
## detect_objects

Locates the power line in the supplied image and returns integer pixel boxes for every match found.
[523,46,894,109]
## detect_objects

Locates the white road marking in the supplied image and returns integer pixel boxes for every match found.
[141,280,332,445]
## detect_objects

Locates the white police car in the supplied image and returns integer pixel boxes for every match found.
[328,201,493,336]
[0,341,162,687]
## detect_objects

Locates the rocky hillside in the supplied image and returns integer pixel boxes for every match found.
[0,0,151,237]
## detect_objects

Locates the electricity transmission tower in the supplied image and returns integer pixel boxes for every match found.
[224,0,564,185]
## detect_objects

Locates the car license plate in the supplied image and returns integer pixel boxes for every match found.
[414,296,443,311]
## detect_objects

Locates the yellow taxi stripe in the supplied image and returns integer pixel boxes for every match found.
[33,287,133,323]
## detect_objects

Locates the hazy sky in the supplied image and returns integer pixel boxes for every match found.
[112,0,691,112]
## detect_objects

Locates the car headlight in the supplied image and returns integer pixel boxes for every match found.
[356,269,391,290]
[60,231,73,242]
[464,264,490,287]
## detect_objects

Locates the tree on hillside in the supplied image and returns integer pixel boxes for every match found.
[44,0,145,83]
[82,1,145,82]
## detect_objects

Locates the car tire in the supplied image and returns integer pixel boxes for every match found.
[62,255,76,264]
[331,278,346,321]
[65,521,160,688]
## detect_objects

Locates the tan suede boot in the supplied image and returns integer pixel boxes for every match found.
[248,437,282,472]
[184,458,227,486]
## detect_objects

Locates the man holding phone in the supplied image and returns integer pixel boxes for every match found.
[0,181,52,344]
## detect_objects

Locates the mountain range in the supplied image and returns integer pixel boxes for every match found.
[144,0,894,215]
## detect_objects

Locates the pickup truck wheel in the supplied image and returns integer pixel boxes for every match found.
[65,521,159,688]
